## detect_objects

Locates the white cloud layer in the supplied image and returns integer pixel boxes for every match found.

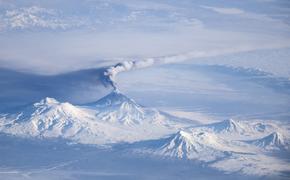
[0,0,289,75]
[0,6,74,30]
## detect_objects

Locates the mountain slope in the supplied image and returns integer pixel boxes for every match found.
[249,132,289,151]
[0,93,193,144]
[87,90,189,127]
[0,97,98,140]
[89,90,147,125]
[139,129,250,163]
[204,119,246,134]
[129,122,290,176]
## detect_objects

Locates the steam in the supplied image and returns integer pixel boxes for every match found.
[104,59,154,89]
[103,46,270,90]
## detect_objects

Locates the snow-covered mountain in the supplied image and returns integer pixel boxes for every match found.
[0,91,289,176]
[203,119,246,134]
[151,130,236,162]
[193,119,288,142]
[87,90,158,126]
[249,132,289,151]
[0,97,108,144]
[0,91,192,144]
[128,119,290,176]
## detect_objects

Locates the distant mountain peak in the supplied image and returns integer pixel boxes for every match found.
[0,97,96,142]
[221,119,239,128]
[269,132,284,142]
[152,129,230,161]
[158,130,194,158]
[172,130,193,145]
[94,90,139,108]
[205,119,245,134]
[35,97,60,106]
[250,132,288,150]
[88,90,153,125]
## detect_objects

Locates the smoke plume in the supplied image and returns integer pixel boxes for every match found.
[103,47,265,90]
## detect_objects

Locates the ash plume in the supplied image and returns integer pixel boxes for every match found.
[103,47,257,90]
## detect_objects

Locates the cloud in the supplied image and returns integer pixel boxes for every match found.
[0,0,289,112]
[0,0,289,76]
[109,0,176,11]
[201,6,245,15]
[200,5,290,26]
[104,59,154,89]
[0,1,188,32]
[0,6,71,31]
[103,40,290,89]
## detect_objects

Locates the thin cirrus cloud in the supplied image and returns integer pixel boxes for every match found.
[201,6,245,15]
[200,4,290,29]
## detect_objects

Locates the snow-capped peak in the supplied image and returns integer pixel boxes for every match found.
[90,90,150,125]
[265,132,285,146]
[250,132,289,151]
[0,96,187,144]
[30,97,85,118]
[205,119,245,134]
[94,90,140,108]
[158,130,194,159]
[154,130,230,161]
[0,97,96,141]
[169,130,193,147]
[35,97,59,106]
